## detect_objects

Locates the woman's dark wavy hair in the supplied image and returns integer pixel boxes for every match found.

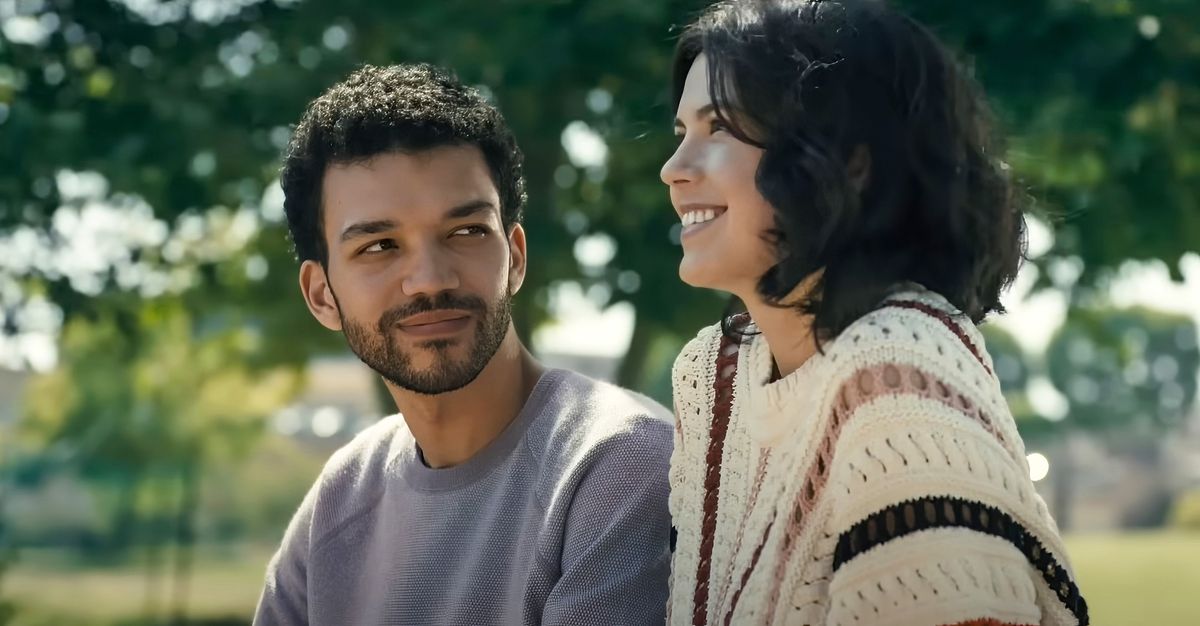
[672,0,1026,343]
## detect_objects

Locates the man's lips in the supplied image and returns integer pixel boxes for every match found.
[398,310,472,327]
[394,310,474,339]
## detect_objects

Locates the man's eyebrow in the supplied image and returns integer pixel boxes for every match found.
[338,201,495,243]
[340,219,396,242]
[444,199,496,220]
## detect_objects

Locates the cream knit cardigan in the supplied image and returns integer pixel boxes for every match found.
[667,288,1087,626]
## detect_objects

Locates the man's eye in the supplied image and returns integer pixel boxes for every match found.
[452,225,489,237]
[361,240,397,254]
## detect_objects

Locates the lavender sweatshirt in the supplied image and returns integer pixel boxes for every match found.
[254,369,673,625]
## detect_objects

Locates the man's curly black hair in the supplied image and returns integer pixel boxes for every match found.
[281,63,527,265]
[674,0,1027,341]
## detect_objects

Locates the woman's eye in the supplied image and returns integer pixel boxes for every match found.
[709,119,730,134]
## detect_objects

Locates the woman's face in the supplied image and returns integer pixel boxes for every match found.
[661,54,778,299]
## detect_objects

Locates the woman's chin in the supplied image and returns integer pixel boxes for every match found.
[678,257,723,291]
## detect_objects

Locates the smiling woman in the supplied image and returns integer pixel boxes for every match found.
[664,2,1024,344]
[661,2,1086,625]
[663,57,777,298]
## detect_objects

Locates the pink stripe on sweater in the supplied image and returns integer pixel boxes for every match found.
[760,362,1012,621]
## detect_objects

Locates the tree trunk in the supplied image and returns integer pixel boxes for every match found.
[616,317,656,390]
[111,471,138,553]
[142,478,164,624]
[1051,435,1075,532]
[169,460,200,625]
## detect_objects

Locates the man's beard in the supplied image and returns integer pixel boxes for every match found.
[340,289,513,396]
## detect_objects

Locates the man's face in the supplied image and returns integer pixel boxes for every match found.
[299,144,526,395]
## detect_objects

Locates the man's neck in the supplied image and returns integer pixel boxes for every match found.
[385,326,545,469]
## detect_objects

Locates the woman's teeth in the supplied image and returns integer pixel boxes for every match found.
[682,209,721,226]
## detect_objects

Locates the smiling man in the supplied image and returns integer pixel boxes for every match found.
[253,64,673,626]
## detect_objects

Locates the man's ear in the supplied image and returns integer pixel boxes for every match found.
[299,260,343,331]
[847,144,872,195]
[506,223,527,296]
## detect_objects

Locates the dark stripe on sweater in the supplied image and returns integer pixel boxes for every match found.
[832,495,1088,625]
[692,331,740,626]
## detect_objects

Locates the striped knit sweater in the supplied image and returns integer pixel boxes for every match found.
[666,287,1088,626]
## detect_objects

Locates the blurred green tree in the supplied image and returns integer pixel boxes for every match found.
[1036,306,1198,529]
[1046,306,1198,433]
[19,296,300,621]
[980,324,1046,436]
[898,0,1200,285]
[3,0,1197,386]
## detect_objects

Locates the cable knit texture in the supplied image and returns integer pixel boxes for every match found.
[667,287,1087,626]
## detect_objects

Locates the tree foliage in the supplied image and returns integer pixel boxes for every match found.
[0,0,1196,489]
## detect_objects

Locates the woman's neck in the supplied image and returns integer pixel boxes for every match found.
[738,273,822,379]
[743,299,817,379]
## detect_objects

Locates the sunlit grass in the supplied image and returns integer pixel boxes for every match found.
[5,532,1198,625]
[6,543,273,626]
[1065,531,1200,626]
